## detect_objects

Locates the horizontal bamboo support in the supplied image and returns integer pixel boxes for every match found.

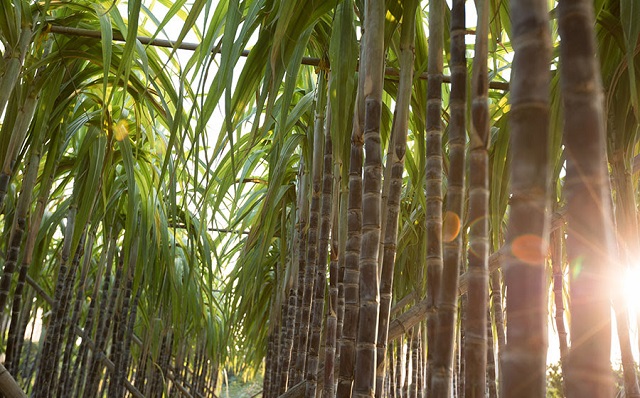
[47,25,510,91]
[390,290,416,317]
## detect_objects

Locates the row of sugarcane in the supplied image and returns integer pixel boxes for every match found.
[2,0,638,396]
[257,0,640,397]
[0,1,231,397]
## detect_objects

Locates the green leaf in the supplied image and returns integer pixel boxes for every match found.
[329,0,358,170]
[621,0,640,116]
[94,3,112,105]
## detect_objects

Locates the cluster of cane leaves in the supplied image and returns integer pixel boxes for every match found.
[0,0,242,388]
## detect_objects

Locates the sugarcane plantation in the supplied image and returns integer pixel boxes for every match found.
[0,0,639,397]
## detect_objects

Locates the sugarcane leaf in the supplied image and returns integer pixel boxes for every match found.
[621,0,640,116]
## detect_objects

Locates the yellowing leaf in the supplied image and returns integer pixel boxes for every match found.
[113,119,129,141]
